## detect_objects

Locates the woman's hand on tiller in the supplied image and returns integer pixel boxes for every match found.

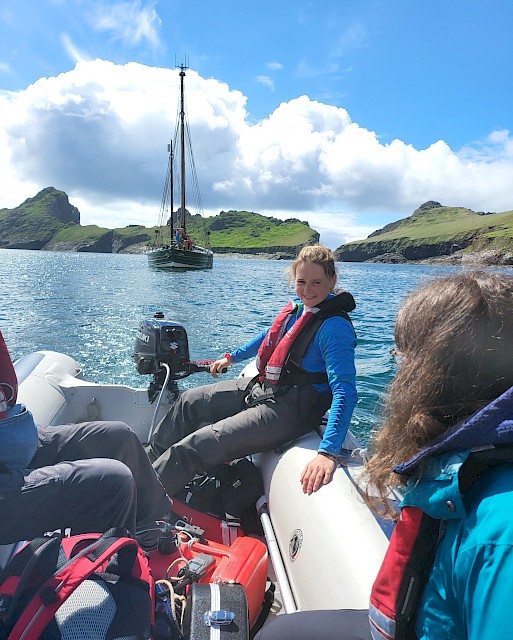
[210,357,231,378]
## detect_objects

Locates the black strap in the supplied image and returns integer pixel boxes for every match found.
[250,581,276,639]
[395,515,442,639]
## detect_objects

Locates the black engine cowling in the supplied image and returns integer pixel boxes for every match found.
[133,315,191,379]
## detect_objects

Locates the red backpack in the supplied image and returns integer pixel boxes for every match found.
[0,528,155,640]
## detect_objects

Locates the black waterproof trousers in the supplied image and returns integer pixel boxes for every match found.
[147,377,331,496]
[0,421,170,545]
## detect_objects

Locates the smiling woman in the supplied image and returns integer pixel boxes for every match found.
[145,244,358,498]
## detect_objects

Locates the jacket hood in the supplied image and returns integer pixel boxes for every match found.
[395,385,513,476]
[324,291,356,313]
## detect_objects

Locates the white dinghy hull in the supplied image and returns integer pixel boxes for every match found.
[255,433,391,611]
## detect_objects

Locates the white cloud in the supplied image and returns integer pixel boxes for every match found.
[1,59,512,245]
[90,0,161,49]
[61,33,90,64]
[255,75,275,91]
[0,62,11,74]
[266,62,283,71]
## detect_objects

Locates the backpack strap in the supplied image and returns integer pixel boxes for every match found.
[6,530,141,640]
[0,536,62,638]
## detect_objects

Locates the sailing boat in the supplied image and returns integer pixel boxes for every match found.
[147,65,214,270]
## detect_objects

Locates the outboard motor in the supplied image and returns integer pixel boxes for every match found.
[133,312,212,402]
[134,314,191,379]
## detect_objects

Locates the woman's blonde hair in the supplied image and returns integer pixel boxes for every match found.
[365,270,513,518]
[288,244,337,286]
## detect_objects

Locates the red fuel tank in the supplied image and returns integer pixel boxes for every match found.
[150,534,268,627]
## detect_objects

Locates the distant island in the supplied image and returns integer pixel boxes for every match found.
[0,187,319,259]
[2,189,512,265]
[334,201,513,266]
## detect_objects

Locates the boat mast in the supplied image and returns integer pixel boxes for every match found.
[168,140,174,241]
[178,64,187,233]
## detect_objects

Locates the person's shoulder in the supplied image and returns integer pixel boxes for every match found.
[316,315,355,351]
[460,465,513,547]
[319,313,354,333]
[469,464,513,503]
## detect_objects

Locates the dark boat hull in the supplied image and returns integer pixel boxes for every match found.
[147,245,213,270]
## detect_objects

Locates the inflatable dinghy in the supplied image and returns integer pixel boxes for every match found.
[2,317,397,635]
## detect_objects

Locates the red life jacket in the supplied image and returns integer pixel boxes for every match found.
[0,330,18,419]
[369,507,441,640]
[256,301,307,384]
[256,293,355,385]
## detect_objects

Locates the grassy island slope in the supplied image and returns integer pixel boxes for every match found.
[335,202,513,263]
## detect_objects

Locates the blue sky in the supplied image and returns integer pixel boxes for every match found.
[1,0,512,248]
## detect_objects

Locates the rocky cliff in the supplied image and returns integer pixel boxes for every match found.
[0,187,81,250]
[335,201,513,265]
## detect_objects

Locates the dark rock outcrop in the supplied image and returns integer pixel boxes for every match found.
[46,231,115,253]
[112,233,151,253]
[19,187,80,224]
[412,201,442,215]
[335,237,475,262]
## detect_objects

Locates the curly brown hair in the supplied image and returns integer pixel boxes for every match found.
[365,270,513,518]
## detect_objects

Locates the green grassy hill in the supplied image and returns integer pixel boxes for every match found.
[0,187,80,249]
[0,188,319,256]
[335,201,513,263]
[202,210,317,252]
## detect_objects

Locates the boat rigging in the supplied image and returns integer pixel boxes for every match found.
[147,64,213,270]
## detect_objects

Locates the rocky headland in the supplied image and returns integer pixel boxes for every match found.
[334,201,513,266]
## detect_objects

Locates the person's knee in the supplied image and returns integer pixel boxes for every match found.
[101,461,136,501]
[182,426,225,467]
[99,421,133,442]
[100,457,135,483]
[69,458,135,494]
[58,459,137,534]
[88,421,136,454]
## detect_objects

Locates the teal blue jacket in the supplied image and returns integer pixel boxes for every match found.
[397,385,513,640]
[402,453,513,639]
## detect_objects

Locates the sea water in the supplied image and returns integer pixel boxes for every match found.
[1,249,460,445]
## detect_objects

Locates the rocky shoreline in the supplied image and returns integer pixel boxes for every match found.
[125,246,513,265]
[365,250,513,267]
